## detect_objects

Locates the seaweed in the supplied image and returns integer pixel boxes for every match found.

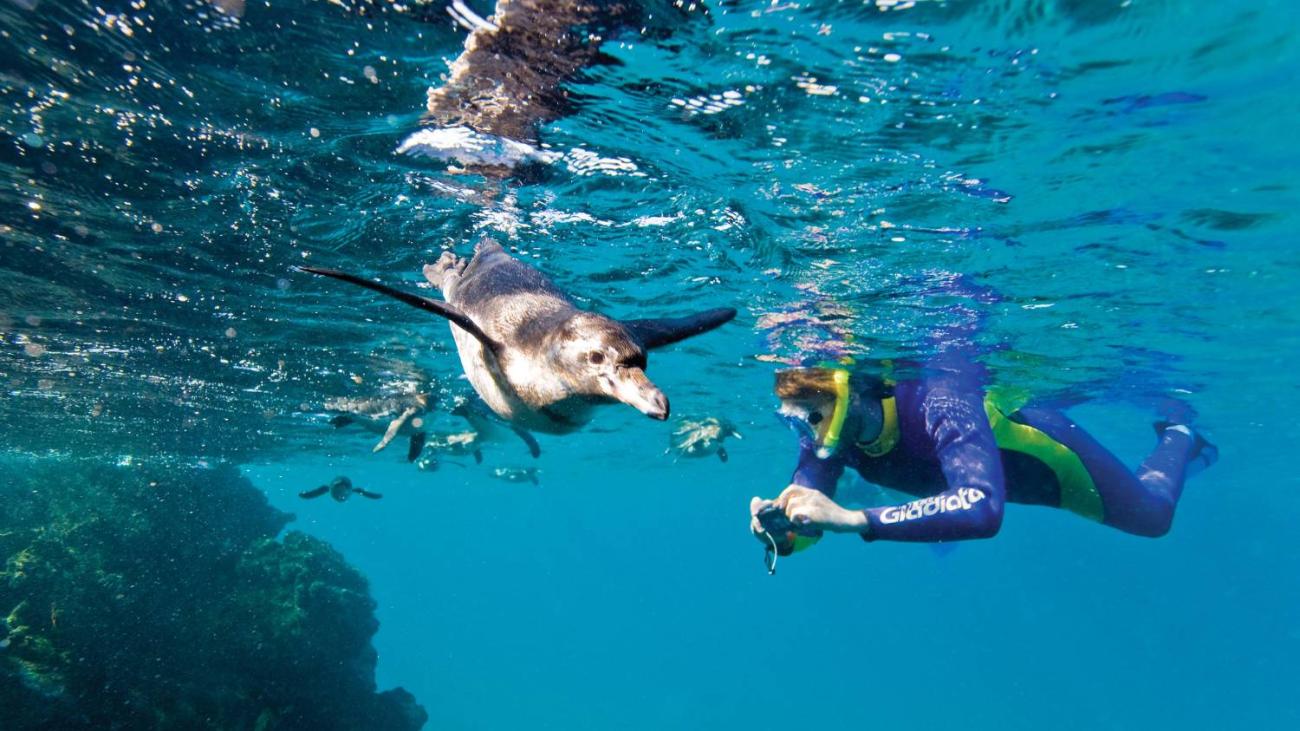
[0,460,426,730]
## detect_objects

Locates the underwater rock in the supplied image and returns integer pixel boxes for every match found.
[0,460,426,730]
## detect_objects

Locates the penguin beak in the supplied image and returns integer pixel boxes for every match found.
[606,366,669,420]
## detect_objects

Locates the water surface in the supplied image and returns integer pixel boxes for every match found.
[2,0,1298,728]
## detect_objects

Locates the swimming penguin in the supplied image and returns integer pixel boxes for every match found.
[417,395,540,466]
[451,394,541,458]
[490,466,540,486]
[325,392,432,462]
[297,239,736,434]
[299,476,382,501]
[422,429,485,466]
[667,416,742,462]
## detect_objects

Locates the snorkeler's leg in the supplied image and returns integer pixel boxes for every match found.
[1135,423,1218,501]
[1152,421,1218,477]
[1013,407,1184,537]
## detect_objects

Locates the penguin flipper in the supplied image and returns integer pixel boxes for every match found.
[299,486,329,499]
[408,431,428,462]
[473,448,484,465]
[622,308,737,350]
[374,407,417,453]
[717,447,728,463]
[511,426,542,458]
[296,266,502,355]
[354,488,384,500]
[330,415,355,428]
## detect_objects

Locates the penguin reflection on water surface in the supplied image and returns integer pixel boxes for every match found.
[298,240,736,434]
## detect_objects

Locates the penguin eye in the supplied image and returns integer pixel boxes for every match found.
[588,351,605,365]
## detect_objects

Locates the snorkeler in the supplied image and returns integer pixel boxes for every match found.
[299,476,383,502]
[750,364,1217,567]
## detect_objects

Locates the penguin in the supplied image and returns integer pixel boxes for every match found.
[324,392,431,462]
[418,394,541,468]
[490,466,540,486]
[449,393,541,459]
[667,416,742,463]
[297,239,735,434]
[299,476,382,501]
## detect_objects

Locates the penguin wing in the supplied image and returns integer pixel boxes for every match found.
[510,425,542,458]
[296,266,502,355]
[622,307,737,350]
[374,406,417,453]
[407,431,428,462]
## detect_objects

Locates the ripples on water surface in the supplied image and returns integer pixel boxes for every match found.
[2,0,1296,464]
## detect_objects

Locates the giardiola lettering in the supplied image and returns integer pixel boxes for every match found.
[879,488,987,525]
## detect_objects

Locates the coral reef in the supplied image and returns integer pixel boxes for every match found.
[0,460,426,730]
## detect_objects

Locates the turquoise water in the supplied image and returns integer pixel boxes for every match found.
[2,0,1298,728]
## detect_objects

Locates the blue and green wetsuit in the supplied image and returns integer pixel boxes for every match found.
[791,367,1211,542]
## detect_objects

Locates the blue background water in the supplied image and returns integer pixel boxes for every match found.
[2,0,1298,728]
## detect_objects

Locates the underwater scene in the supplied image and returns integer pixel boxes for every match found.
[2,0,1298,728]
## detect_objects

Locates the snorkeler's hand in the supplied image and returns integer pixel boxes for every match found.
[750,496,779,540]
[774,485,868,534]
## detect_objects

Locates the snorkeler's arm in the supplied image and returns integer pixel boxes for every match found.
[860,388,1005,542]
[789,438,845,498]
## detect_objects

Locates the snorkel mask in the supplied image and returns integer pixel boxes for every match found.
[776,367,853,459]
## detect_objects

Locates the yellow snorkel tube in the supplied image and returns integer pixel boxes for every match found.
[769,365,860,563]
[792,369,844,554]
[815,368,852,459]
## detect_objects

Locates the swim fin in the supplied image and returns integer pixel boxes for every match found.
[1154,421,1219,476]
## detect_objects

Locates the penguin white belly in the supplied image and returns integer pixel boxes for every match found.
[449,324,521,421]
[449,323,593,434]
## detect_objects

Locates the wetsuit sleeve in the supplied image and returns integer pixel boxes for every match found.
[862,389,1005,542]
[789,438,845,498]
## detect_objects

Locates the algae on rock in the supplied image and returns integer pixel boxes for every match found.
[0,460,426,730]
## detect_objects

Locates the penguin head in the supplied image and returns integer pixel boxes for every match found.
[328,476,353,502]
[556,314,669,420]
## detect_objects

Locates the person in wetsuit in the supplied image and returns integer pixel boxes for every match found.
[749,364,1218,555]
